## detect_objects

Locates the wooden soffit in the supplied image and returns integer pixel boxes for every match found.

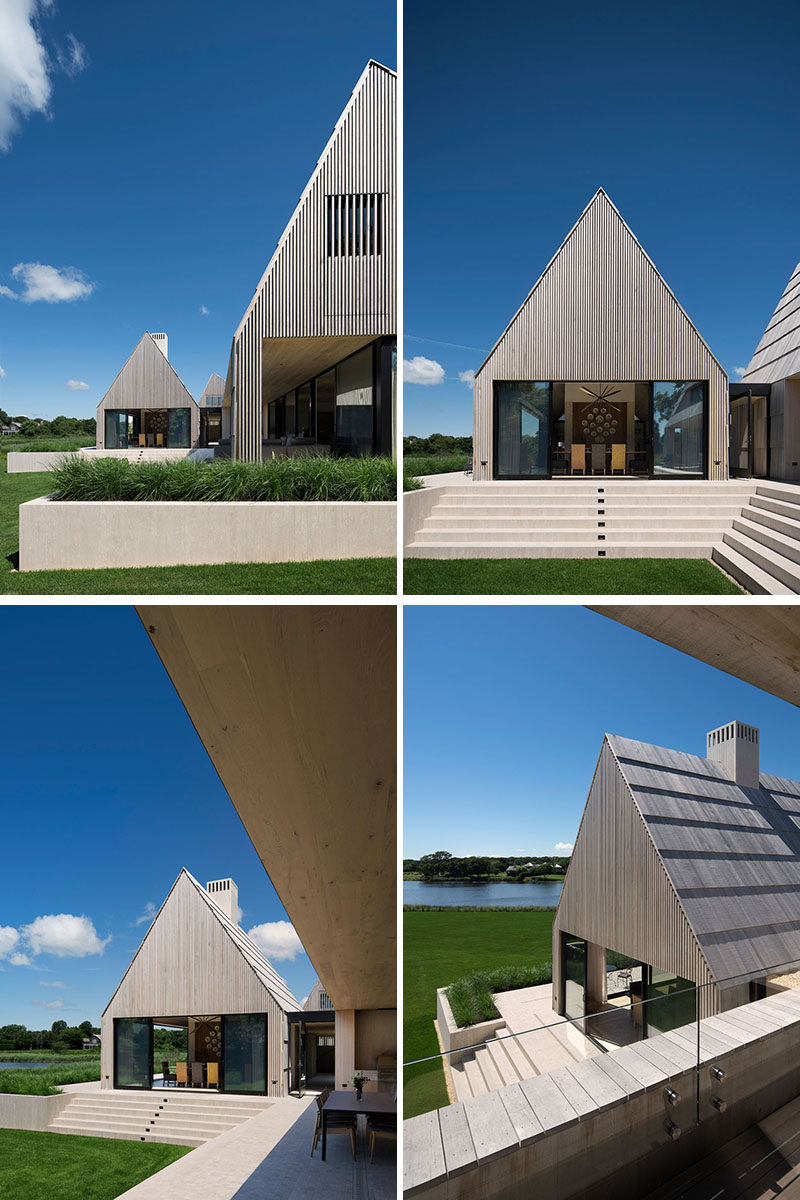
[136,606,396,1012]
[261,335,374,404]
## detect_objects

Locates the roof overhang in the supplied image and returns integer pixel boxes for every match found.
[261,335,375,404]
[136,606,396,1013]
[729,383,772,399]
[590,606,800,707]
[287,1010,334,1023]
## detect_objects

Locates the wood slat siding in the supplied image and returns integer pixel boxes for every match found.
[473,190,728,480]
[552,739,717,1021]
[96,333,200,448]
[231,61,396,460]
[101,872,288,1096]
[743,262,800,383]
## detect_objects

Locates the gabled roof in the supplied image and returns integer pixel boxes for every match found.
[476,188,724,381]
[607,733,800,986]
[103,868,299,1016]
[199,373,226,405]
[742,262,800,384]
[97,332,195,410]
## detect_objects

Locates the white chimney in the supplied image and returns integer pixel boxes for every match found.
[706,721,760,788]
[206,878,238,923]
[151,332,168,360]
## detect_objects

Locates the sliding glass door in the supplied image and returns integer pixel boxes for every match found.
[494,382,551,478]
[562,932,587,1023]
[222,1014,267,1094]
[114,1018,152,1089]
[651,382,706,476]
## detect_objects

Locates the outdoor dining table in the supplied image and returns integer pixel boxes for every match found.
[321,1089,397,1161]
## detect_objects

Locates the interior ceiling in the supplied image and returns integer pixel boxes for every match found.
[591,606,800,707]
[136,606,396,1012]
[261,335,374,404]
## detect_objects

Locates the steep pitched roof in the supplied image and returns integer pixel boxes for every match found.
[607,734,800,986]
[199,373,226,405]
[103,868,299,1016]
[97,332,195,409]
[476,188,724,381]
[742,262,800,384]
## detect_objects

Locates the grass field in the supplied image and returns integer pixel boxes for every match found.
[0,1128,189,1200]
[0,1063,101,1095]
[0,462,396,594]
[0,436,93,459]
[403,454,470,477]
[403,557,742,595]
[404,908,555,1119]
[0,1051,101,1062]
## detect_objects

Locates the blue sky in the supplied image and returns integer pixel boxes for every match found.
[404,606,800,859]
[0,607,320,1028]
[403,0,800,437]
[0,0,395,420]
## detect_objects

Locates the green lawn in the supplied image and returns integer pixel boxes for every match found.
[0,1129,189,1200]
[0,464,396,594]
[403,557,742,595]
[404,908,555,1119]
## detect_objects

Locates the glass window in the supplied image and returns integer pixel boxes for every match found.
[105,411,125,449]
[562,932,587,1022]
[296,383,312,438]
[316,372,335,446]
[495,382,551,477]
[336,347,373,456]
[115,1018,151,1089]
[645,968,697,1036]
[652,382,706,476]
[168,407,191,448]
[223,1014,266,1094]
[267,401,277,440]
[285,391,297,439]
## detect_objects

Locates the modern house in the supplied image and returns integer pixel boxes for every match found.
[731,262,800,482]
[197,372,228,449]
[101,869,299,1095]
[552,720,800,1035]
[95,332,200,450]
[224,60,396,462]
[136,607,397,1096]
[472,189,728,482]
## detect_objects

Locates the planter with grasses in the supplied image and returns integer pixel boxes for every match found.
[0,1063,101,1096]
[446,962,553,1028]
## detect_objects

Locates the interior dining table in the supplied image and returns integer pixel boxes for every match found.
[321,1089,397,1161]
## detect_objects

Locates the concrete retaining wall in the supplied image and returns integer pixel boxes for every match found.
[19,497,397,571]
[436,988,505,1065]
[0,1091,71,1130]
[403,485,446,548]
[6,451,74,473]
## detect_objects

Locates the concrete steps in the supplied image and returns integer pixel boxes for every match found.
[449,1031,541,1102]
[712,483,800,594]
[405,480,758,562]
[48,1090,269,1146]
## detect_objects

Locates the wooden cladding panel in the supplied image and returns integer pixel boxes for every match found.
[474,191,728,479]
[96,334,200,448]
[232,62,396,460]
[552,740,716,1018]
[101,873,287,1096]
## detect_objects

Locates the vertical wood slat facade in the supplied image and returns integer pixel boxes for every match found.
[231,61,396,460]
[552,739,718,1021]
[101,871,296,1097]
[474,190,728,480]
[96,333,200,448]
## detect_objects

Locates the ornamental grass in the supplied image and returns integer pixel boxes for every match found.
[446,962,553,1028]
[49,454,397,503]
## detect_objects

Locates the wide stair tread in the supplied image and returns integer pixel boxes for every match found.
[485,1033,533,1084]
[462,1055,489,1098]
[449,1060,474,1103]
[718,530,800,594]
[712,542,795,596]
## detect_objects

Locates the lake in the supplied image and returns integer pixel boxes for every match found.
[403,879,563,907]
[0,1062,52,1069]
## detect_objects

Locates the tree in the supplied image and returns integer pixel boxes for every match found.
[51,1019,67,1034]
[78,1020,93,1036]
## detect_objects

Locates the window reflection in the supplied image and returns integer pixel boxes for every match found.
[652,382,705,476]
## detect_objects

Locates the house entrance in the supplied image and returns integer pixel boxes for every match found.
[730,386,770,478]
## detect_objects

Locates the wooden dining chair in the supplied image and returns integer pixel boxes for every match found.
[570,443,585,474]
[367,1114,397,1163]
[610,443,626,474]
[206,1061,219,1088]
[175,1061,188,1087]
[156,432,164,448]
[191,1061,204,1088]
[138,434,146,448]
[161,1060,174,1087]
[310,1089,356,1159]
[591,442,606,474]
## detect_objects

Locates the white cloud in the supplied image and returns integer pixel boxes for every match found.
[133,901,157,927]
[57,33,87,78]
[403,356,445,386]
[734,367,747,378]
[554,841,574,853]
[0,285,17,299]
[65,379,89,390]
[246,920,304,961]
[10,262,94,303]
[458,369,475,387]
[0,0,52,152]
[0,927,20,958]
[40,980,66,988]
[0,365,6,378]
[10,953,32,966]
[22,914,111,958]
[32,998,63,1009]
[200,304,209,316]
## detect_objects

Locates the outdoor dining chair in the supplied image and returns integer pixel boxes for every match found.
[191,1061,205,1087]
[591,442,606,474]
[175,1061,188,1087]
[610,443,626,474]
[310,1089,357,1160]
[366,1113,397,1163]
[206,1061,219,1088]
[161,1060,175,1087]
[570,443,586,474]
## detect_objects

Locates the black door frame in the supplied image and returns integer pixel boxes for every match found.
[561,931,588,1021]
[220,1012,269,1096]
[492,382,553,480]
[648,382,709,480]
[728,384,772,480]
[113,1017,153,1090]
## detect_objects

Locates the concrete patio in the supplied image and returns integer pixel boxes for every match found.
[116,1094,396,1200]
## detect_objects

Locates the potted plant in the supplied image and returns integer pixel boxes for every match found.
[351,1072,367,1101]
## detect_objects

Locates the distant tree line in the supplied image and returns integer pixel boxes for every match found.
[0,1019,99,1052]
[404,434,472,456]
[0,411,96,437]
[404,849,570,881]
